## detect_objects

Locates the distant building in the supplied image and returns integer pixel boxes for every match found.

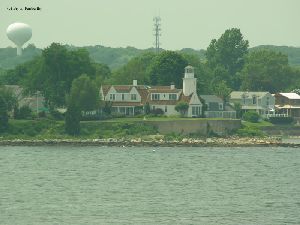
[229,91,275,117]
[200,95,236,119]
[274,93,300,118]
[100,66,203,117]
[4,85,47,113]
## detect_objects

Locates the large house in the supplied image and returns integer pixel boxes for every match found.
[200,95,236,118]
[274,93,300,118]
[100,66,203,117]
[229,91,275,117]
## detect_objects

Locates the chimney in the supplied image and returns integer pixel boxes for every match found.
[133,80,137,86]
[170,83,175,90]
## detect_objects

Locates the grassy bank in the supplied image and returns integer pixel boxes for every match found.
[1,119,158,140]
[0,119,280,140]
[236,120,274,137]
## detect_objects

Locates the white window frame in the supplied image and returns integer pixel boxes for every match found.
[152,94,160,100]
[131,94,137,100]
[110,94,115,101]
[169,94,177,100]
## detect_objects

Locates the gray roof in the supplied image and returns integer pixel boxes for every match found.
[230,91,270,99]
[200,95,223,103]
[4,85,23,99]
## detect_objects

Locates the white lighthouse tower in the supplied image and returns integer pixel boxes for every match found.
[183,65,197,96]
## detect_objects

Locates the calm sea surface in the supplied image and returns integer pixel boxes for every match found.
[0,146,299,225]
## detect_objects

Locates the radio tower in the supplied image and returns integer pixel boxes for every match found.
[153,16,161,54]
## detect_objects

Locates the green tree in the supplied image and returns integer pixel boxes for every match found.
[144,102,151,115]
[68,74,99,112]
[206,28,249,89]
[175,101,189,117]
[93,63,111,86]
[148,51,188,88]
[65,74,99,135]
[14,105,32,120]
[240,50,295,92]
[243,111,260,123]
[212,80,232,103]
[233,102,242,119]
[110,52,156,85]
[65,102,81,135]
[102,101,112,115]
[23,43,96,108]
[0,86,18,112]
[0,95,8,133]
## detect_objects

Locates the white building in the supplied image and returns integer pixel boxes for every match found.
[100,66,202,117]
[229,91,275,117]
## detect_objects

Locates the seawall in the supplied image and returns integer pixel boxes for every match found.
[144,119,241,135]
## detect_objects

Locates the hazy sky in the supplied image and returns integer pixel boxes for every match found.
[2,0,300,50]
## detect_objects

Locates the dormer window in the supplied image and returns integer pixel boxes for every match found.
[110,94,115,101]
[152,93,160,100]
[131,94,137,100]
[169,94,177,100]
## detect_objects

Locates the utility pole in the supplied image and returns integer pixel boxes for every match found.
[153,16,161,54]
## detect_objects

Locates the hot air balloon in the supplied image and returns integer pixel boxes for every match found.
[6,22,32,56]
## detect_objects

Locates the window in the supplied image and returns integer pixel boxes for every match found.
[131,94,137,100]
[206,103,209,111]
[165,105,167,112]
[152,94,160,100]
[192,106,201,115]
[169,94,177,100]
[252,96,257,104]
[111,107,118,113]
[219,103,223,110]
[119,107,125,114]
[152,106,155,110]
[110,94,115,101]
[266,97,269,106]
[122,94,125,101]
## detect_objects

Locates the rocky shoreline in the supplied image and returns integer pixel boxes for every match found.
[0,137,299,147]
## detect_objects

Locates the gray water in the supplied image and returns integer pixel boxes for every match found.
[0,146,299,225]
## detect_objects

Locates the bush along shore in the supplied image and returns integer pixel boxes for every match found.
[0,136,294,147]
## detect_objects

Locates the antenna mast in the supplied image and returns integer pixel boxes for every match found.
[153,16,161,54]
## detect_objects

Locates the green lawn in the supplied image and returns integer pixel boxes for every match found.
[242,120,274,128]
[100,117,239,122]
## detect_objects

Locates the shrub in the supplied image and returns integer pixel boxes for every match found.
[65,104,81,135]
[0,95,8,133]
[268,116,294,124]
[236,126,264,137]
[151,108,164,116]
[38,111,46,118]
[111,112,126,118]
[81,113,112,121]
[15,105,32,120]
[50,109,65,120]
[175,101,189,117]
[242,111,260,123]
